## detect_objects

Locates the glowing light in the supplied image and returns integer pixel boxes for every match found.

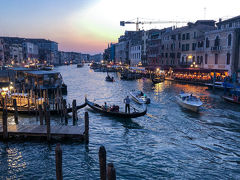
[188,55,193,59]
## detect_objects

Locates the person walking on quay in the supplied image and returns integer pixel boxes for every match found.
[124,96,130,113]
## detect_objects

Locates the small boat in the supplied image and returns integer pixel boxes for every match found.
[152,76,165,84]
[105,76,114,82]
[222,89,240,104]
[222,95,240,104]
[176,92,203,112]
[77,63,84,68]
[85,98,147,118]
[130,90,150,104]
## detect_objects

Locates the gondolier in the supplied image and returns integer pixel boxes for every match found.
[124,96,130,113]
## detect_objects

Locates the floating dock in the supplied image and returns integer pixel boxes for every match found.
[0,124,85,140]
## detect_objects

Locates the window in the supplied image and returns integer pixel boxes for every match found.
[178,34,181,40]
[197,56,200,64]
[177,52,181,58]
[182,56,184,64]
[194,32,197,38]
[205,54,208,64]
[206,38,209,48]
[186,33,190,40]
[227,53,230,65]
[228,34,232,46]
[200,56,203,64]
[215,53,218,64]
[182,34,186,40]
[179,42,181,49]
[182,44,185,51]
[165,53,168,58]
[214,36,220,47]
[192,43,196,51]
[186,44,189,51]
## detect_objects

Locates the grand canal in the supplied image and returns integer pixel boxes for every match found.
[1,65,240,179]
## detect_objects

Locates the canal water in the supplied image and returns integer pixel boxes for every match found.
[1,65,240,179]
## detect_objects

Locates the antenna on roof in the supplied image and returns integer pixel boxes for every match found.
[204,7,207,20]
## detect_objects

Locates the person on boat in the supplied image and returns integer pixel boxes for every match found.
[124,96,130,113]
[104,102,108,110]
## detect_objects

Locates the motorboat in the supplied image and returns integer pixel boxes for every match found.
[176,92,203,112]
[222,89,240,104]
[152,76,165,84]
[130,90,151,104]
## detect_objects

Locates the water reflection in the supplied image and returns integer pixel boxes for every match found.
[0,65,240,179]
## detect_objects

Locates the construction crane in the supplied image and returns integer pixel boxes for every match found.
[120,18,189,31]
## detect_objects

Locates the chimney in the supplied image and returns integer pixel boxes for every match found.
[219,18,222,22]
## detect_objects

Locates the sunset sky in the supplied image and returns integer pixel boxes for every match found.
[0,0,240,54]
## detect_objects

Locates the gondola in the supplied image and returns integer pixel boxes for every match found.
[0,102,87,115]
[85,98,147,118]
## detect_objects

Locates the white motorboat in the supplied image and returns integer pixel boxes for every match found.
[130,90,151,104]
[176,92,203,112]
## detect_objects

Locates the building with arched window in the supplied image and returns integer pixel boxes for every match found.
[203,17,240,78]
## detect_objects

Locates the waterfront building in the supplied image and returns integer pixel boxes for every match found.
[90,53,103,62]
[203,16,240,80]
[157,21,215,70]
[115,31,143,65]
[0,39,4,66]
[0,37,58,65]
[22,42,39,64]
[9,44,23,65]
[129,44,141,66]
[29,39,58,65]
[141,31,148,66]
[103,43,115,62]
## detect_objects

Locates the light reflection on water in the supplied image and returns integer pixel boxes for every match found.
[0,65,240,179]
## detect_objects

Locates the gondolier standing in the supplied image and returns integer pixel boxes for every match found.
[124,96,130,113]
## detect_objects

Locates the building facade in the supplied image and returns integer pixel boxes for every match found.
[203,16,240,78]
[129,44,141,66]
[23,42,39,63]
[0,39,4,66]
[10,44,23,65]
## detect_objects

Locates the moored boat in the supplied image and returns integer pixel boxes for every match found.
[130,90,150,104]
[0,102,87,115]
[77,63,84,68]
[176,92,203,112]
[105,75,114,82]
[85,98,147,118]
[222,89,240,104]
[222,95,240,104]
[152,76,165,84]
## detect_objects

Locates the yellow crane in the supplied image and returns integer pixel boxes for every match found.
[120,18,188,31]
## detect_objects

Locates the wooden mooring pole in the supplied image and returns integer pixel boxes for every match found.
[72,99,77,125]
[107,163,116,180]
[99,146,106,180]
[84,112,89,144]
[13,99,18,124]
[55,144,63,180]
[2,108,8,141]
[46,105,51,141]
[39,105,43,125]
[63,99,67,124]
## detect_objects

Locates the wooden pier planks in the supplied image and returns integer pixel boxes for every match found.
[0,124,84,138]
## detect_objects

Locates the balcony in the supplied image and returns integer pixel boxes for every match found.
[211,46,221,52]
